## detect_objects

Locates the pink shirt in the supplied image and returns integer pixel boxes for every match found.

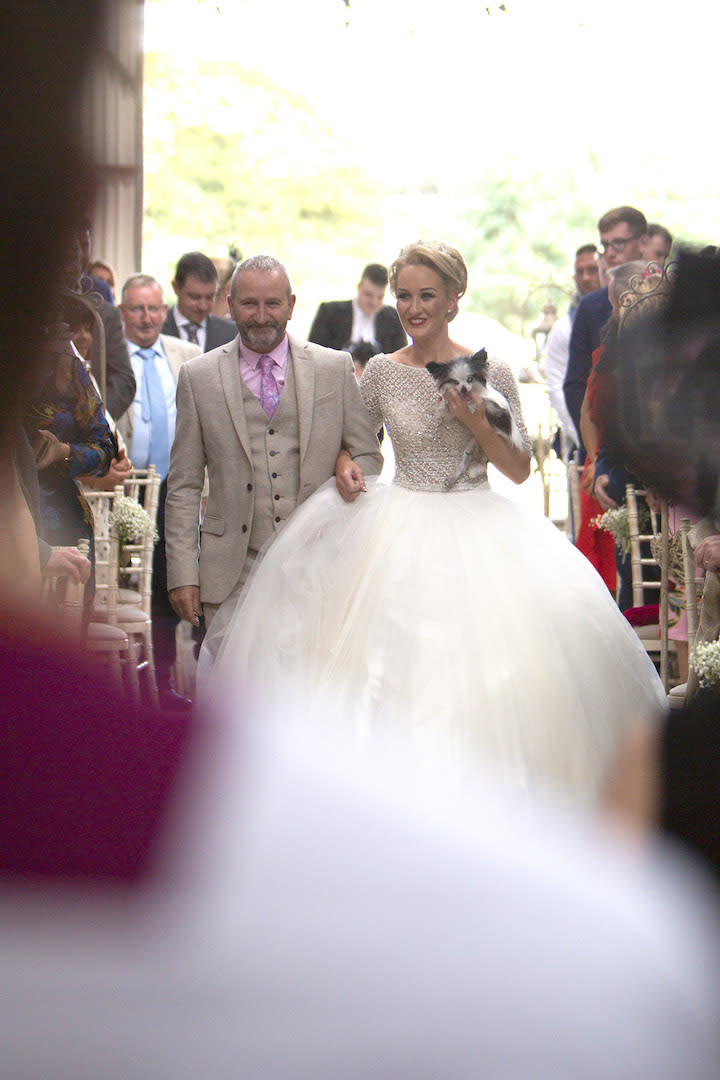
[238,337,290,402]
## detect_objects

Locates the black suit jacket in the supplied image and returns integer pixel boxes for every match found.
[308,299,406,354]
[87,299,136,421]
[563,286,612,440]
[162,307,237,352]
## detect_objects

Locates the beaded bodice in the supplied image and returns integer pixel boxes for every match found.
[360,354,532,491]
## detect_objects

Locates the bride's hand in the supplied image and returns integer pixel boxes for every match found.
[444,388,485,430]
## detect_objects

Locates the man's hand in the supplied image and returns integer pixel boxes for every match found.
[593,473,618,511]
[693,534,720,573]
[43,547,91,584]
[33,429,71,470]
[336,455,367,503]
[169,585,202,626]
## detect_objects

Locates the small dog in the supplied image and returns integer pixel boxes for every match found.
[426,349,524,487]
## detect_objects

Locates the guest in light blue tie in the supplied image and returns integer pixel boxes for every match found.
[119,275,201,708]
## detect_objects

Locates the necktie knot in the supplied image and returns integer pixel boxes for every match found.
[259,355,280,419]
[138,347,156,364]
[184,322,200,344]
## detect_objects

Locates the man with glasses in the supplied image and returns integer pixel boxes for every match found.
[119,274,202,709]
[563,206,648,444]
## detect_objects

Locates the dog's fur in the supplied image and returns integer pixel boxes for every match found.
[426,350,525,487]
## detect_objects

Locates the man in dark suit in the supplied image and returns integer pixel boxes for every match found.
[308,262,406,355]
[162,251,238,353]
[563,205,648,449]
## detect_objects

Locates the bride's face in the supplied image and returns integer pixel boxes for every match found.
[395,264,457,341]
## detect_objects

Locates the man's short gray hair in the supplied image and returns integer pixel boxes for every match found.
[231,255,293,299]
[121,273,163,303]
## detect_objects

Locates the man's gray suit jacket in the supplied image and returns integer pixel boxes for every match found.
[165,334,383,605]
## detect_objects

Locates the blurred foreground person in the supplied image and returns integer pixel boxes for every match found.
[1,687,719,1079]
[600,249,720,874]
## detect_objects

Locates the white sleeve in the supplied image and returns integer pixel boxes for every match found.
[545,316,579,446]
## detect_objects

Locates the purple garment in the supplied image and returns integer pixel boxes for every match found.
[260,354,280,418]
[0,613,194,883]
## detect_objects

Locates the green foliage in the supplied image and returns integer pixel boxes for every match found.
[143,51,720,336]
[143,53,387,313]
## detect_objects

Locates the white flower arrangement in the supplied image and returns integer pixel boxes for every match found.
[109,496,158,546]
[593,504,650,556]
[690,639,720,689]
[593,506,631,555]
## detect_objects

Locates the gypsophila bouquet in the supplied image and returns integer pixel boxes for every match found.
[593,507,631,555]
[690,639,720,688]
[593,504,650,556]
[109,496,159,546]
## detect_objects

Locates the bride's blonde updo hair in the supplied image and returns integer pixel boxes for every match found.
[389,240,468,320]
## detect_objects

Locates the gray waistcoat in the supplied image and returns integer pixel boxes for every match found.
[240,358,301,554]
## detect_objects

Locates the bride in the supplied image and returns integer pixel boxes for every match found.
[205,241,665,806]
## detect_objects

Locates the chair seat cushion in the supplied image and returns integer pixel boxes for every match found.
[623,604,660,627]
[115,606,151,626]
[93,603,150,625]
[117,588,142,605]
[86,622,128,642]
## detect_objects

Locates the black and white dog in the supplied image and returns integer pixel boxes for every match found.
[426,349,524,487]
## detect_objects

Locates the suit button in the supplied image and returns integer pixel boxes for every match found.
[241,524,248,533]
[271,472,278,479]
[247,483,253,491]
[269,450,278,457]
[274,493,280,500]
[268,428,275,435]
[274,515,281,523]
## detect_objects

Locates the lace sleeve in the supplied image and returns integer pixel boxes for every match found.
[489,358,533,454]
[358,355,384,431]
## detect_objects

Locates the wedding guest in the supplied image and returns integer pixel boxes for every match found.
[162,251,237,351]
[118,273,201,708]
[24,313,115,553]
[564,205,649,450]
[64,291,133,493]
[62,229,136,419]
[309,262,407,354]
[545,243,600,459]
[86,258,117,300]
[646,223,673,266]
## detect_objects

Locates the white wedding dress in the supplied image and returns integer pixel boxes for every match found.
[207,354,666,806]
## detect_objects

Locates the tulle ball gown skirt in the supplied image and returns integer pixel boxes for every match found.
[206,478,666,807]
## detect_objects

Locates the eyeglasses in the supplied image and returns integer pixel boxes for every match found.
[125,305,164,316]
[598,234,642,255]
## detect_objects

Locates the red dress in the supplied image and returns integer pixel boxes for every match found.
[575,346,617,594]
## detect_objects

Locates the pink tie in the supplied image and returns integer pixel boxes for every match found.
[260,355,280,419]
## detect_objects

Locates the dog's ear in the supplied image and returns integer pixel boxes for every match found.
[468,349,489,380]
[425,360,446,379]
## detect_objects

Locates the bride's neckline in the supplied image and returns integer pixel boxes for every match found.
[386,353,473,370]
